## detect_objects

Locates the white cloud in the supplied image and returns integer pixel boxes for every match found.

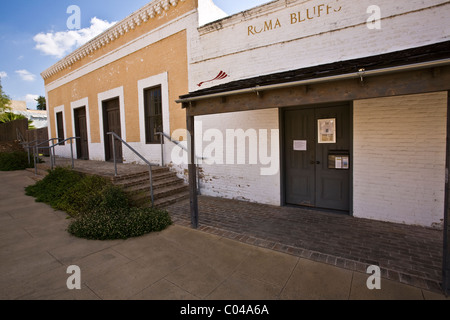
[0,71,7,78]
[25,94,39,103]
[33,17,117,59]
[15,70,36,82]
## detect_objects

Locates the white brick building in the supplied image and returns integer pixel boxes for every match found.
[177,0,450,230]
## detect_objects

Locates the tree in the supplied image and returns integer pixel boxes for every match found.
[35,96,46,111]
[0,79,11,113]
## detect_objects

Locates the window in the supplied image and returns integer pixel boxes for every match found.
[144,86,163,144]
[56,112,65,145]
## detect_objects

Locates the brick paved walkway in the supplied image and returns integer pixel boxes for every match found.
[32,157,446,293]
[166,195,444,293]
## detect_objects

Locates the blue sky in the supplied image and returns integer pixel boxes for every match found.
[0,0,271,109]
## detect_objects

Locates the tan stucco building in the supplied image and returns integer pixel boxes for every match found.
[42,0,225,163]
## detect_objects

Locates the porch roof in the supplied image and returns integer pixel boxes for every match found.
[179,40,450,103]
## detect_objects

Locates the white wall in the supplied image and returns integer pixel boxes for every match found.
[190,0,450,92]
[353,92,448,228]
[194,108,280,205]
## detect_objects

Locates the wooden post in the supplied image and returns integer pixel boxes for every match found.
[186,109,199,229]
[444,91,450,296]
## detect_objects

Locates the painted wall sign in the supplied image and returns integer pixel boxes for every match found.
[197,70,229,87]
[248,1,343,36]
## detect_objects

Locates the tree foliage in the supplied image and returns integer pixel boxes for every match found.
[35,96,46,111]
[0,81,11,113]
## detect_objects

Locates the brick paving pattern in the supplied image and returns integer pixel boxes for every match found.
[166,195,444,293]
[32,158,446,293]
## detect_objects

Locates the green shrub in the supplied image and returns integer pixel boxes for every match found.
[67,207,172,240]
[25,167,83,206]
[93,184,130,212]
[62,182,130,218]
[0,151,36,171]
[25,166,173,240]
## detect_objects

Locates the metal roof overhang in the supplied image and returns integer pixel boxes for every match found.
[177,58,450,105]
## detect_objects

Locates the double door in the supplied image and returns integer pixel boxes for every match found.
[284,105,351,211]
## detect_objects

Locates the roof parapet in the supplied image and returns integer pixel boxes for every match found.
[41,0,185,80]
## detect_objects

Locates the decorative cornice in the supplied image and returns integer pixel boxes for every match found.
[41,0,185,80]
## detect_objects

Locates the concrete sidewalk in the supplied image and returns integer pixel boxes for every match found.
[0,170,448,301]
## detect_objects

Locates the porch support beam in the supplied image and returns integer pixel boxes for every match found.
[444,90,450,295]
[186,108,198,229]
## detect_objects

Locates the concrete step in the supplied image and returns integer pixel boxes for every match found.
[114,175,150,189]
[111,166,170,183]
[123,176,184,194]
[130,184,189,207]
[153,191,190,208]
[113,171,179,189]
[132,191,190,208]
[131,183,189,200]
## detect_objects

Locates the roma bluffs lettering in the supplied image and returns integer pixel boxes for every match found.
[248,1,343,36]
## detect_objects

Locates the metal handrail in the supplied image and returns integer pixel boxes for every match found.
[156,132,203,195]
[107,132,158,207]
[31,137,79,174]
[21,137,58,167]
[19,139,38,165]
[36,138,59,169]
[16,128,33,165]
[155,131,206,166]
[48,137,80,170]
[16,128,26,142]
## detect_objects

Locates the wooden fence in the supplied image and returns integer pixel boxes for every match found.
[26,127,50,156]
[0,119,28,142]
[0,119,50,155]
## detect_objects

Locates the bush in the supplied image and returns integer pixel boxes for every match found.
[25,167,83,206]
[93,184,130,212]
[0,151,36,171]
[67,207,172,240]
[25,167,172,240]
[56,175,128,217]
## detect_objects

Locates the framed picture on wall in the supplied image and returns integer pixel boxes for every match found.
[318,118,336,144]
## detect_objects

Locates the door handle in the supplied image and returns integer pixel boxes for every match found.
[316,161,321,164]
[310,161,321,165]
